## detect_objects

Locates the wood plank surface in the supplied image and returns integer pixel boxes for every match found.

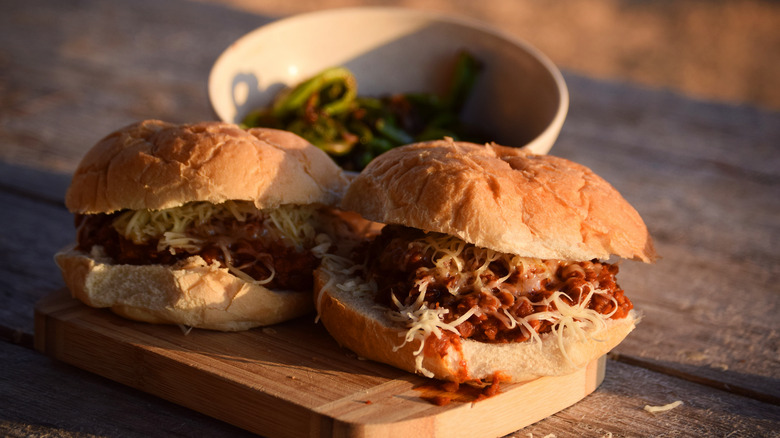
[2,0,778,436]
[520,359,780,437]
[0,0,268,173]
[553,76,780,404]
[0,340,256,438]
[34,289,608,438]
[0,188,73,341]
[8,312,778,438]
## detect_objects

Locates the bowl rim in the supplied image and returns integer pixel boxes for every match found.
[208,6,569,154]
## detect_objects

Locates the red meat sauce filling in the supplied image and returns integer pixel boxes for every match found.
[74,212,319,291]
[364,225,633,345]
[413,371,510,406]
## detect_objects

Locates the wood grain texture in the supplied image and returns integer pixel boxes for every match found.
[34,289,607,438]
[0,0,267,172]
[0,341,256,438]
[520,359,780,438]
[552,75,780,404]
[0,187,72,340]
[18,291,780,437]
[1,0,778,436]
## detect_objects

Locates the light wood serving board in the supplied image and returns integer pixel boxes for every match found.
[34,289,606,438]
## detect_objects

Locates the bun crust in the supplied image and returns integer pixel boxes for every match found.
[56,246,313,331]
[342,139,656,262]
[314,265,637,383]
[66,120,349,214]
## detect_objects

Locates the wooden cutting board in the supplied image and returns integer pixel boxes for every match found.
[34,289,606,438]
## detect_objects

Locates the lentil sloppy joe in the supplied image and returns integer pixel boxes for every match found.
[55,120,350,331]
[314,138,656,384]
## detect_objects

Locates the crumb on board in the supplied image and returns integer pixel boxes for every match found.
[644,400,684,413]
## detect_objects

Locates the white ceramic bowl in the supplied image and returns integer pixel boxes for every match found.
[209,7,568,154]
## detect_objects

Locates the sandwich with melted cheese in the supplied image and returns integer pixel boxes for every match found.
[55,120,350,331]
[314,139,656,383]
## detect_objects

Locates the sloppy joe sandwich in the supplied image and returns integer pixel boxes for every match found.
[314,139,656,383]
[56,120,350,331]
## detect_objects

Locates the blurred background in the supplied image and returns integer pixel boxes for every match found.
[201,0,780,111]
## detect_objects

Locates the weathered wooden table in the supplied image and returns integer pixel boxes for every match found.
[1,1,778,437]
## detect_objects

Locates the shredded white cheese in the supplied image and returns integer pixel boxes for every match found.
[644,400,683,413]
[383,288,479,378]
[315,252,375,321]
[113,201,252,244]
[111,201,328,285]
[413,233,553,296]
[265,204,319,249]
[525,289,616,366]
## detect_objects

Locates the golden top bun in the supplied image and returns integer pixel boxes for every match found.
[65,120,349,214]
[342,139,656,262]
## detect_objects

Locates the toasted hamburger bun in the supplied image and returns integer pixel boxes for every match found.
[57,249,314,331]
[315,139,656,382]
[56,120,350,331]
[65,120,347,214]
[341,139,655,263]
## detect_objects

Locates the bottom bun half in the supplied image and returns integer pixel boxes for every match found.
[55,246,313,331]
[314,263,637,384]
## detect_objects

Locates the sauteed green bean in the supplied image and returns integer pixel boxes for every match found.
[241,51,486,170]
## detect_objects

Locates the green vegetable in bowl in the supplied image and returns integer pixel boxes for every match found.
[241,51,486,171]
